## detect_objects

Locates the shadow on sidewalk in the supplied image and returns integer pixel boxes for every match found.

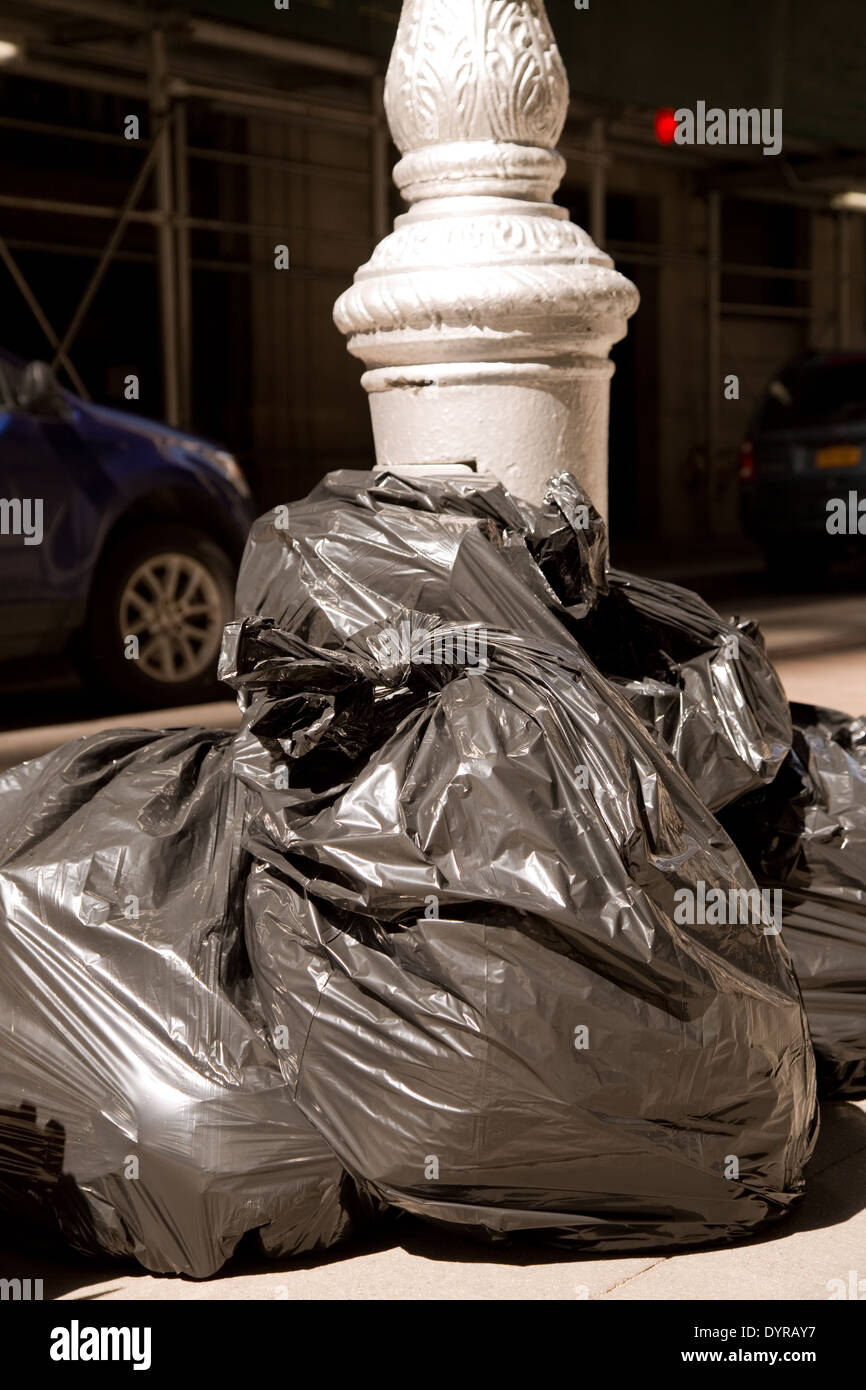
[1,1100,864,1297]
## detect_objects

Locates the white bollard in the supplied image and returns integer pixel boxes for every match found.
[333,0,639,518]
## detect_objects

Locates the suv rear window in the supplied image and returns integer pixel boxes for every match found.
[758,358,866,431]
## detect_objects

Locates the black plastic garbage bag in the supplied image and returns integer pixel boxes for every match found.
[0,728,365,1277]
[576,570,792,814]
[0,467,820,1273]
[236,470,792,813]
[722,703,866,1099]
[223,614,817,1251]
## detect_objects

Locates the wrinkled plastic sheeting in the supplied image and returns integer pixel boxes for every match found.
[0,729,369,1275]
[578,572,791,814]
[0,618,818,1271]
[236,470,792,812]
[0,468,820,1274]
[221,614,817,1251]
[236,469,864,1105]
[722,704,866,1099]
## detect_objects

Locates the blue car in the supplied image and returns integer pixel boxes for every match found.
[0,352,256,706]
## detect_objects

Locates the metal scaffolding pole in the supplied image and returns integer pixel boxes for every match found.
[837,210,852,348]
[149,29,180,428]
[50,135,162,374]
[168,78,376,130]
[706,190,722,537]
[588,117,606,249]
[371,74,390,245]
[0,237,89,397]
[174,100,193,430]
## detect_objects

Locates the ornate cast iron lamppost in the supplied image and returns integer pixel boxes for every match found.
[334,0,638,518]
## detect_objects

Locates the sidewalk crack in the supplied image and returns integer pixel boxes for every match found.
[600,1256,668,1298]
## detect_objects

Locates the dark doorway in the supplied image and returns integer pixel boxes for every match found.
[554,183,659,543]
[607,193,660,545]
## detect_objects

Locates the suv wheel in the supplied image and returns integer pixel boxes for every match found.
[86,523,236,707]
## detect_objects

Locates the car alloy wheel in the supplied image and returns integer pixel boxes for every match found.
[119,552,225,684]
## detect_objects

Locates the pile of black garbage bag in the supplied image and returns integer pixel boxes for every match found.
[1,467,864,1278]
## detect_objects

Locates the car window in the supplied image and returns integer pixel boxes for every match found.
[759,360,866,431]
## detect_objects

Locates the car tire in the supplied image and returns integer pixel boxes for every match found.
[85,523,236,708]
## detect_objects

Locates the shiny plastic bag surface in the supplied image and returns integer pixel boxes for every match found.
[0,470,820,1274]
[236,470,792,813]
[223,613,817,1252]
[0,728,365,1276]
[722,703,866,1098]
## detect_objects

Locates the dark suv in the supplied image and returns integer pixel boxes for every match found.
[740,350,866,573]
[0,351,256,706]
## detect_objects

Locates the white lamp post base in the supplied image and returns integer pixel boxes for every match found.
[334,0,638,515]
